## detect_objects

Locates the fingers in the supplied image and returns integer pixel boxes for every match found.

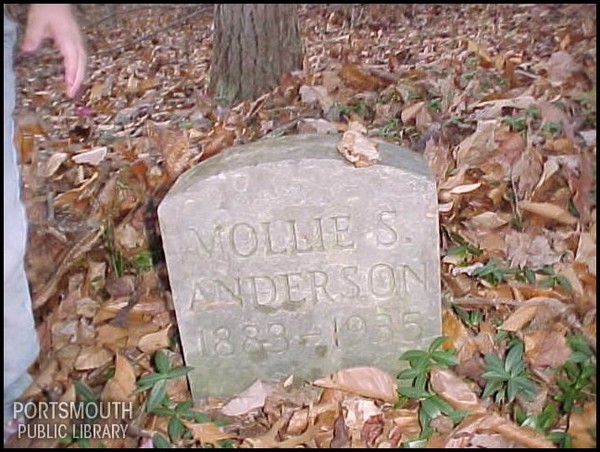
[21,16,47,53]
[60,39,87,98]
[21,4,87,99]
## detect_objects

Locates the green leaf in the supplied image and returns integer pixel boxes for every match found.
[398,368,421,380]
[418,408,433,435]
[150,406,175,417]
[414,372,429,392]
[524,268,536,284]
[166,366,194,380]
[504,342,524,373]
[540,265,555,276]
[469,310,483,325]
[137,372,167,389]
[213,418,230,428]
[175,400,194,414]
[563,361,579,380]
[147,379,168,413]
[400,350,428,362]
[495,329,509,342]
[538,277,555,288]
[153,433,172,448]
[566,334,593,357]
[402,438,428,448]
[75,381,98,403]
[481,380,503,400]
[494,387,507,404]
[509,358,525,377]
[411,355,431,372]
[484,354,507,374]
[216,439,236,448]
[563,395,575,413]
[168,417,186,442]
[556,379,572,393]
[580,364,596,381]
[446,409,469,424]
[453,305,472,325]
[428,336,447,352]
[554,275,572,290]
[447,245,467,257]
[481,370,509,382]
[548,431,573,448]
[430,350,459,367]
[506,377,519,403]
[155,350,171,374]
[514,376,537,400]
[427,395,455,415]
[192,411,211,423]
[421,397,442,419]
[514,406,527,425]
[398,386,430,399]
[538,404,558,431]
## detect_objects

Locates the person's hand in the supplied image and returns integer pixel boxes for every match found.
[22,4,87,98]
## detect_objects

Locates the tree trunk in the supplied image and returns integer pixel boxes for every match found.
[209,4,303,104]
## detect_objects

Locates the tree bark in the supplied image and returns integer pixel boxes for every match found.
[209,4,303,104]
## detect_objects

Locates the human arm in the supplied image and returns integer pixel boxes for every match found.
[22,4,87,98]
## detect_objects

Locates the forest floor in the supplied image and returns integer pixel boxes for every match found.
[6,4,596,448]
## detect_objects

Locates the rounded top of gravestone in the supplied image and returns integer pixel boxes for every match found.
[166,134,431,196]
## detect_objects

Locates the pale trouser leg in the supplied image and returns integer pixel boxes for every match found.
[4,13,39,424]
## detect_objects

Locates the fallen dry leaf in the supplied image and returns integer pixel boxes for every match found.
[71,146,108,166]
[339,63,390,91]
[500,304,539,331]
[505,231,563,270]
[221,379,276,416]
[575,230,596,275]
[455,119,497,168]
[101,353,137,402]
[299,84,334,112]
[546,51,578,85]
[430,368,484,412]
[202,125,236,160]
[360,413,384,447]
[138,326,172,353]
[568,401,596,448]
[401,101,425,123]
[74,346,113,370]
[524,330,571,368]
[445,412,556,448]
[244,417,317,448]
[298,118,339,134]
[313,367,398,404]
[518,201,578,225]
[336,124,380,167]
[146,121,195,180]
[182,420,236,446]
[43,152,69,177]
[466,211,509,230]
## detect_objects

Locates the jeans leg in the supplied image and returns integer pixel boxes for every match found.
[3,13,39,424]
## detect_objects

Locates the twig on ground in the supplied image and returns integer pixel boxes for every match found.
[95,6,211,56]
[32,227,104,310]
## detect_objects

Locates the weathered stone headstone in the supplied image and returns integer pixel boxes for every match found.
[158,134,441,400]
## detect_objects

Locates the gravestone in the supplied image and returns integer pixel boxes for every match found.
[158,134,441,400]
